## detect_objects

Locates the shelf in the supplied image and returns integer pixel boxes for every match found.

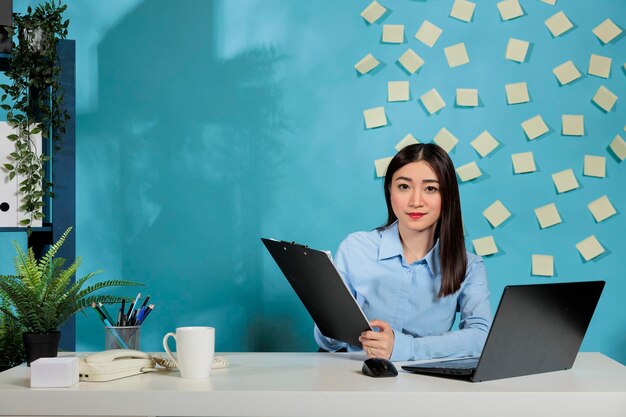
[0,40,76,350]
[0,225,52,233]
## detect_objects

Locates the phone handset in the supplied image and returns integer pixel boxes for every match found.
[79,349,228,382]
[83,349,152,363]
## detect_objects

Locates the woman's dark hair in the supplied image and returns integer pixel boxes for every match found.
[382,143,467,297]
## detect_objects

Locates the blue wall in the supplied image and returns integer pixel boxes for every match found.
[1,0,624,363]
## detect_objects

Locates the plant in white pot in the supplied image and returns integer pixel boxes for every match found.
[0,0,70,227]
[0,228,141,364]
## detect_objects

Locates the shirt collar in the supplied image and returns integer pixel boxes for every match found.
[378,221,403,260]
[378,221,441,276]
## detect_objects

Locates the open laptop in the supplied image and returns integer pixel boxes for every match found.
[261,238,372,346]
[402,280,605,382]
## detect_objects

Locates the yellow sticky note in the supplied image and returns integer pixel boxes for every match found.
[388,81,410,102]
[415,20,443,48]
[511,152,536,174]
[382,24,404,43]
[554,170,580,193]
[497,0,523,21]
[456,88,478,107]
[483,200,511,228]
[374,156,393,178]
[592,85,618,112]
[505,38,529,63]
[584,155,606,178]
[420,88,446,114]
[450,0,476,22]
[456,161,482,182]
[398,49,424,74]
[593,18,622,44]
[354,53,380,75]
[545,11,574,37]
[444,43,470,68]
[562,115,584,136]
[576,235,605,262]
[472,236,498,256]
[553,60,581,85]
[588,54,612,79]
[361,1,387,24]
[521,115,549,140]
[532,254,554,277]
[471,131,499,157]
[395,134,419,151]
[552,168,579,193]
[609,134,626,161]
[505,82,529,104]
[588,195,616,223]
[433,128,458,153]
[363,107,387,129]
[534,203,562,229]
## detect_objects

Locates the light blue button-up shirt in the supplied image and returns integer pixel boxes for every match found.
[314,221,492,361]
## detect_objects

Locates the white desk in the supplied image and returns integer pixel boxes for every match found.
[0,352,625,417]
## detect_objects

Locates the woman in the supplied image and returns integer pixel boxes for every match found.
[315,143,492,361]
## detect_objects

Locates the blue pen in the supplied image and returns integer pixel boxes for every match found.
[135,306,147,324]
[136,304,154,326]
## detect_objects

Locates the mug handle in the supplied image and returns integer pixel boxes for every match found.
[162,332,180,369]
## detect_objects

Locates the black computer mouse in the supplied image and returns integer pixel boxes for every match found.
[362,357,398,378]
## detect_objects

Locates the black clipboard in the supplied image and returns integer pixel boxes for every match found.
[262,238,372,347]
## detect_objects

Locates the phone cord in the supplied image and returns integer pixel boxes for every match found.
[150,354,229,370]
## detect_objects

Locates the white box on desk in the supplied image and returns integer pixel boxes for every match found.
[30,357,79,388]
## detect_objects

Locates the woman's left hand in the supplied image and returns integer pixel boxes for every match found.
[359,319,395,360]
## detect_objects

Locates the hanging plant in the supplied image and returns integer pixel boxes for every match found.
[0,1,69,226]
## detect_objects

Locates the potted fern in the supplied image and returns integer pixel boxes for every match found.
[0,227,141,365]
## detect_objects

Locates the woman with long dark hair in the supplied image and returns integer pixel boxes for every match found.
[315,143,492,361]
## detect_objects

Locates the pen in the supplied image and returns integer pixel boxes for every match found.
[136,304,154,326]
[120,299,126,326]
[126,292,141,322]
[98,302,115,325]
[135,305,147,324]
[92,303,129,349]
[139,295,150,310]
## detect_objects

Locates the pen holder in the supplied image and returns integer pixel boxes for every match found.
[105,326,140,350]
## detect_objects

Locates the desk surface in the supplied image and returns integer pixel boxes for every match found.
[1,352,625,417]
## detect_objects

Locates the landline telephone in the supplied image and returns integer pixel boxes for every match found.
[78,349,229,382]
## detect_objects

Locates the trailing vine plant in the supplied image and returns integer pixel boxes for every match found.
[0,1,69,226]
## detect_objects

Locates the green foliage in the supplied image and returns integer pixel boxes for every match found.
[0,227,142,334]
[0,299,25,369]
[0,0,70,226]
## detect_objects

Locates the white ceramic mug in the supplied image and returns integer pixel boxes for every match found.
[162,326,215,378]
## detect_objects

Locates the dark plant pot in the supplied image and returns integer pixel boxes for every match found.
[22,331,61,366]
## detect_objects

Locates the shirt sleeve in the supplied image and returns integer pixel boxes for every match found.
[313,237,354,352]
[391,257,492,361]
